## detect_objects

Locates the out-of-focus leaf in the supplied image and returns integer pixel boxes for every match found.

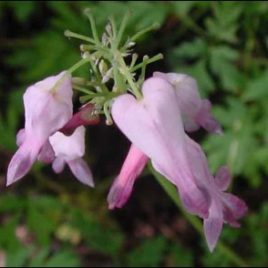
[168,242,194,267]
[71,210,124,257]
[209,46,242,92]
[243,69,268,101]
[205,2,242,44]
[126,236,167,267]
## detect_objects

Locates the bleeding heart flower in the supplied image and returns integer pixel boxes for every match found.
[112,77,210,218]
[111,76,247,251]
[7,71,73,186]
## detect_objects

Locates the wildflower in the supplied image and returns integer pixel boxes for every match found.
[7,72,73,186]
[111,76,247,251]
[111,77,210,218]
[153,72,222,134]
[108,144,148,209]
[49,126,94,187]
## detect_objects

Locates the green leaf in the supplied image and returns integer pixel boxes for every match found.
[168,242,194,267]
[209,46,241,92]
[243,69,268,101]
[126,236,167,267]
[71,210,123,257]
[172,38,207,59]
[205,2,243,43]
[42,250,80,267]
[184,60,215,95]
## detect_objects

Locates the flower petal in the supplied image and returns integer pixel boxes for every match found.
[16,129,25,147]
[68,158,94,187]
[204,215,223,252]
[215,166,231,191]
[195,100,223,134]
[52,157,65,173]
[108,144,148,209]
[7,139,41,186]
[153,72,222,134]
[38,141,55,164]
[49,126,86,161]
[222,193,248,226]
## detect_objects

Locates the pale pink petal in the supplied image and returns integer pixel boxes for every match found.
[153,72,222,134]
[68,158,94,187]
[16,129,25,147]
[112,77,209,218]
[37,141,55,164]
[215,166,231,191]
[23,71,73,140]
[222,193,248,226]
[204,196,224,252]
[195,100,223,134]
[49,126,85,161]
[52,157,65,173]
[7,139,41,186]
[108,144,148,209]
[204,217,223,252]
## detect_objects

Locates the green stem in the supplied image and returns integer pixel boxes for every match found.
[130,23,159,42]
[84,9,101,45]
[67,58,90,74]
[64,30,95,44]
[149,164,249,267]
[131,53,163,72]
[115,12,129,48]
[116,51,142,100]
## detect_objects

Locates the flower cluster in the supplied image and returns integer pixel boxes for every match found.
[6,12,247,252]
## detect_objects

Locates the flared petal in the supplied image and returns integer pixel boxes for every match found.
[195,100,222,134]
[112,77,209,218]
[52,157,65,173]
[16,129,25,147]
[204,198,223,252]
[108,144,148,209]
[215,166,231,191]
[49,126,85,161]
[153,72,222,134]
[222,193,248,227]
[38,141,55,164]
[68,158,94,187]
[7,139,41,186]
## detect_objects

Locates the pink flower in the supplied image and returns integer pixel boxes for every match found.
[48,126,94,187]
[7,71,73,186]
[153,72,222,134]
[111,76,247,251]
[107,144,148,209]
[112,77,210,218]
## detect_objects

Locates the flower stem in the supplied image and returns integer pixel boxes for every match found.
[116,51,142,100]
[64,30,95,44]
[149,164,250,267]
[84,9,101,45]
[115,12,129,48]
[67,58,90,74]
[131,53,163,72]
[130,23,159,42]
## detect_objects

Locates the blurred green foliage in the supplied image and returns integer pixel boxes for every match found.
[0,1,268,267]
